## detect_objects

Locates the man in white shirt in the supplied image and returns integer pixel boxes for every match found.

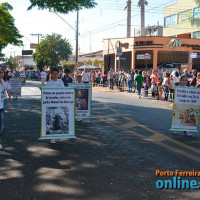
[44,67,64,144]
[82,68,90,83]
[45,68,64,87]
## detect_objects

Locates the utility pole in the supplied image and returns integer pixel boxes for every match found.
[124,0,131,37]
[90,31,92,53]
[138,0,148,36]
[30,33,42,44]
[75,10,79,65]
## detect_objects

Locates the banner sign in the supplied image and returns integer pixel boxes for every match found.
[68,83,92,118]
[179,9,193,24]
[193,7,200,20]
[41,88,75,140]
[164,14,177,27]
[10,78,21,96]
[170,87,200,132]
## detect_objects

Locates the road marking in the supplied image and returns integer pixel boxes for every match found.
[110,107,200,155]
[93,104,200,163]
[95,115,200,163]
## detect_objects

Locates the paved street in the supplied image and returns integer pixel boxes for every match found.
[1,81,200,200]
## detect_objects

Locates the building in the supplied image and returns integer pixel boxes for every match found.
[135,23,163,37]
[163,0,200,38]
[15,55,36,67]
[103,36,200,72]
[62,50,103,68]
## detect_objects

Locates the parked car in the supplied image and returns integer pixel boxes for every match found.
[157,63,190,74]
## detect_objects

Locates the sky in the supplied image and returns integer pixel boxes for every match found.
[2,0,177,57]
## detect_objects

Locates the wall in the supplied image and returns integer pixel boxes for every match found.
[163,0,200,37]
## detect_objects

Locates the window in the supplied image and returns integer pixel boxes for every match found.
[193,31,200,39]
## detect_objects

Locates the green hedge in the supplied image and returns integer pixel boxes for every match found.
[62,63,75,72]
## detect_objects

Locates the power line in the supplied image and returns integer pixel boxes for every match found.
[78,0,176,38]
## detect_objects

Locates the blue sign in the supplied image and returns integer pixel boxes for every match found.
[164,14,177,27]
[119,57,127,60]
[194,7,200,20]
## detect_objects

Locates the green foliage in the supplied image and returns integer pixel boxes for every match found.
[63,63,75,72]
[83,59,92,65]
[6,56,18,72]
[83,59,104,67]
[0,3,23,54]
[24,65,34,70]
[93,59,104,67]
[28,0,97,14]
[33,33,72,70]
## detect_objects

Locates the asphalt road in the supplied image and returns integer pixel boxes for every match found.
[0,81,200,200]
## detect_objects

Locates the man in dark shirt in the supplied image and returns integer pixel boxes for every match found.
[62,69,73,86]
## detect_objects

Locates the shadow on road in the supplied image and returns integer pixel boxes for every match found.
[0,99,199,200]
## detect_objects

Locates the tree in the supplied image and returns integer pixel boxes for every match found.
[83,59,92,66]
[63,63,75,72]
[28,0,97,14]
[93,59,104,67]
[33,34,72,70]
[6,56,18,72]
[0,3,23,59]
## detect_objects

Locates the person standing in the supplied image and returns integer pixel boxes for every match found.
[0,68,12,149]
[0,69,11,109]
[108,68,114,89]
[45,67,64,87]
[135,70,144,96]
[82,68,90,83]
[133,70,138,93]
[150,70,159,98]
[62,69,73,86]
[189,69,197,87]
[173,75,192,136]
[127,70,132,93]
[162,73,170,101]
[183,69,191,87]
[44,67,64,143]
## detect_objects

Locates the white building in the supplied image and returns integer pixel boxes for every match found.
[135,24,163,37]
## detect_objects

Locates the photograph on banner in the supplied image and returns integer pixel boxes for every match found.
[68,83,92,118]
[9,78,21,96]
[171,87,200,132]
[41,88,75,140]
[19,72,26,84]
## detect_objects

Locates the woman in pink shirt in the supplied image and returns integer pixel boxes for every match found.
[162,73,170,100]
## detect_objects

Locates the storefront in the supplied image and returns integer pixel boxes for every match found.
[103,36,200,72]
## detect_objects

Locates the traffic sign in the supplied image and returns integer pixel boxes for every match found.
[144,53,151,60]
[116,48,122,56]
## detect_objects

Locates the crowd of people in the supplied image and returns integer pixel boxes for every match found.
[51,67,199,103]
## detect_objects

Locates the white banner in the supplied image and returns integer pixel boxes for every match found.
[68,83,92,118]
[40,88,75,139]
[171,87,200,132]
[10,78,21,96]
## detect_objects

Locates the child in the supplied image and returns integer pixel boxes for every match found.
[119,72,125,92]
[139,79,146,98]
[76,75,82,83]
[76,90,88,110]
[173,75,192,136]
[157,82,163,100]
